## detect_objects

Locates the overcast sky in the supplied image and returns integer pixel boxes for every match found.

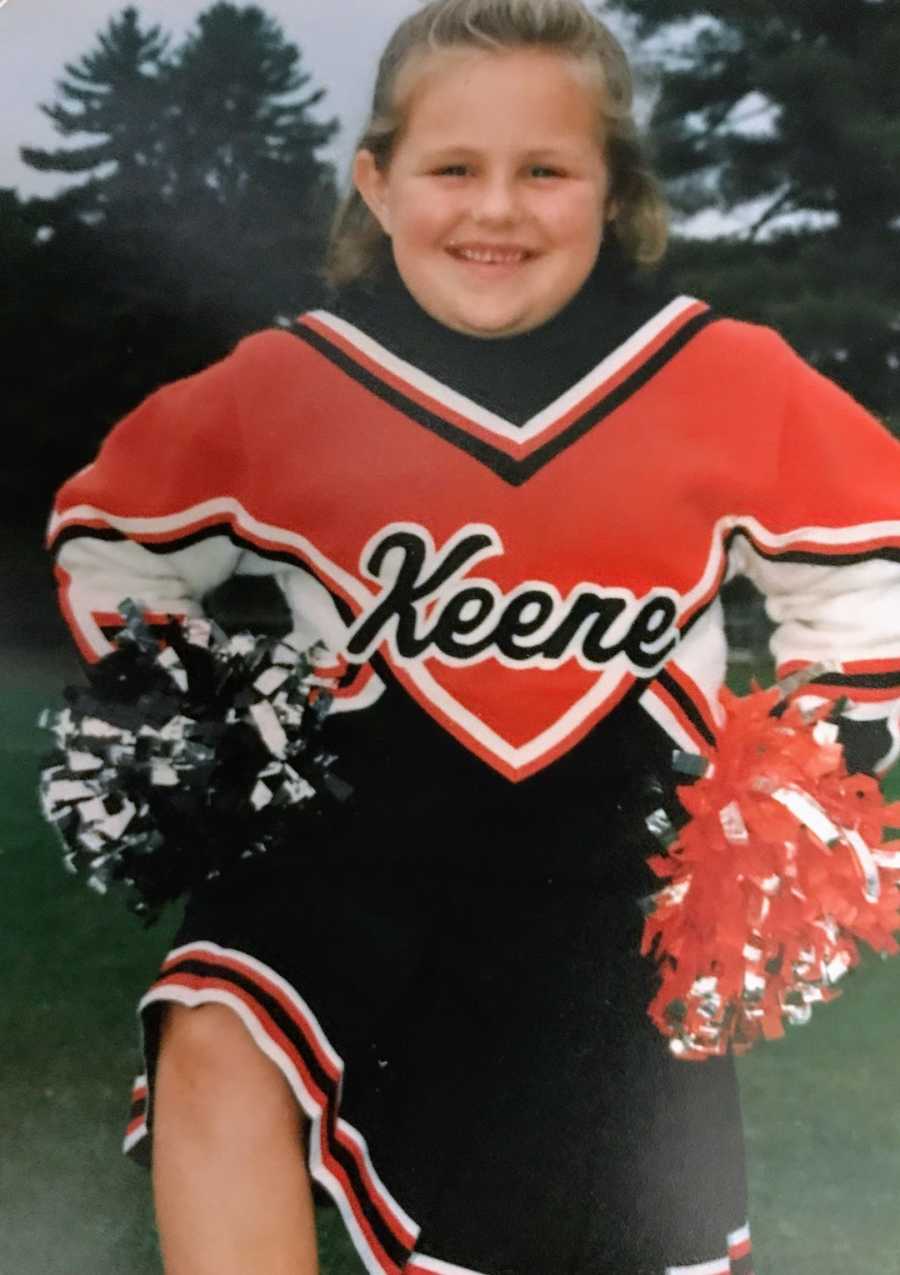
[0,0,415,198]
[0,1,749,237]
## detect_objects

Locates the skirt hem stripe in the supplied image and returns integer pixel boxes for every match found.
[125,940,753,1275]
[134,942,420,1275]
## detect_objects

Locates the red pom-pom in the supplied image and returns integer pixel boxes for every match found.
[643,686,900,1059]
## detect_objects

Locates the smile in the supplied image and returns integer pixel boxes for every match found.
[447,245,535,265]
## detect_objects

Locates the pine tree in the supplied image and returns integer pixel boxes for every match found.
[158,3,339,328]
[615,0,900,423]
[20,7,170,222]
[165,3,336,216]
[13,5,340,527]
[20,3,338,320]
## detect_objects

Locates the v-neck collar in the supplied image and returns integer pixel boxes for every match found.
[293,249,715,485]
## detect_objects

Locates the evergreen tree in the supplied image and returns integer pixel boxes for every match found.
[20,4,338,324]
[166,4,336,215]
[13,5,340,529]
[20,8,170,223]
[616,0,900,423]
[158,3,339,330]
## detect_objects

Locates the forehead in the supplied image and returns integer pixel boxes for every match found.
[396,46,606,150]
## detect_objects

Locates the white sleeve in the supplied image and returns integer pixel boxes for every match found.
[729,545,900,772]
[727,338,900,773]
[53,534,241,661]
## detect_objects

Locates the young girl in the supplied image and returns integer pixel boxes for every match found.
[48,1,900,1272]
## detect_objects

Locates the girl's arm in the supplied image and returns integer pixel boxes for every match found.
[729,339,900,775]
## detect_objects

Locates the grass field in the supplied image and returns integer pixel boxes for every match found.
[3,657,899,1274]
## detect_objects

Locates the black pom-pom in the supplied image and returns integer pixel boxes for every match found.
[39,602,351,925]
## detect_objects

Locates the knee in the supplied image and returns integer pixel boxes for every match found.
[155,1003,301,1140]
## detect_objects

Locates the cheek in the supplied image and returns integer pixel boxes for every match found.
[390,187,458,246]
[535,188,607,248]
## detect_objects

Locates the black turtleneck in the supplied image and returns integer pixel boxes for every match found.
[332,244,670,426]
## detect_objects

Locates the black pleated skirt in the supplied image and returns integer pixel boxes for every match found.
[124,837,754,1275]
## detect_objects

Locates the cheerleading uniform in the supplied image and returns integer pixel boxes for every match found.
[48,251,900,1275]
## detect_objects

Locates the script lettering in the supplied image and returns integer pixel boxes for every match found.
[346,524,681,674]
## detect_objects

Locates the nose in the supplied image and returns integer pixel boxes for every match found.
[472,172,520,225]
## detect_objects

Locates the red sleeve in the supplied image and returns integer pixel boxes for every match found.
[46,333,285,660]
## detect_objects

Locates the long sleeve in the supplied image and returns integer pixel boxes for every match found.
[728,335,900,771]
[47,344,250,661]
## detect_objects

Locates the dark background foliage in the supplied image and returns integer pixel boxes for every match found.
[4,4,338,533]
[623,0,900,421]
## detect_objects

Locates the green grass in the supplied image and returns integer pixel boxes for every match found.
[1,675,362,1274]
[3,667,899,1273]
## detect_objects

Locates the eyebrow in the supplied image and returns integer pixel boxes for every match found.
[418,144,583,162]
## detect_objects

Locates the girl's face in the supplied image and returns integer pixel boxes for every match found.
[353,47,615,339]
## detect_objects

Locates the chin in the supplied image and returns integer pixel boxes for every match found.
[446,307,536,339]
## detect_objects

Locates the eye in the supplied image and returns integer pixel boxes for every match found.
[529,165,563,179]
[433,164,470,177]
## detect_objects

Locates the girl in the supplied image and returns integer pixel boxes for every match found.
[47,1,900,1273]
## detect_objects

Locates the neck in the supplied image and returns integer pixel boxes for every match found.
[332,244,665,425]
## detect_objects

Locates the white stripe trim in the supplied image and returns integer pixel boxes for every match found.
[331,670,386,714]
[681,513,900,622]
[666,1258,730,1275]
[140,943,420,1274]
[408,1254,490,1274]
[48,498,636,773]
[728,1222,751,1248]
[140,983,401,1275]
[306,296,702,444]
[122,1121,148,1154]
[132,947,753,1275]
[399,657,629,771]
[163,939,345,1074]
[50,499,900,590]
[639,686,705,754]
[49,496,376,611]
[49,499,900,775]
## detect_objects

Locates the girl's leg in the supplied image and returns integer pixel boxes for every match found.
[152,1003,320,1275]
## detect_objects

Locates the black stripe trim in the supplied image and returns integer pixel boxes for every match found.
[656,669,717,746]
[679,591,721,641]
[162,956,411,1268]
[293,310,718,486]
[88,532,364,698]
[53,524,126,549]
[52,524,122,552]
[128,1098,146,1121]
[57,515,719,649]
[805,670,900,691]
[64,519,722,744]
[55,522,358,628]
[725,526,900,567]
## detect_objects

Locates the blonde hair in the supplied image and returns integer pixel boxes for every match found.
[325,0,668,287]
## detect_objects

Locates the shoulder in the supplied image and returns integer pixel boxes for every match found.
[697,313,893,450]
[229,325,313,373]
[675,310,799,403]
[129,328,308,415]
[208,323,346,406]
[694,311,793,363]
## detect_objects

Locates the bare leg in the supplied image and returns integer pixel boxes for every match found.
[153,1003,320,1275]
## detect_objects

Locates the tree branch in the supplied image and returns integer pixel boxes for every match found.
[744,185,795,240]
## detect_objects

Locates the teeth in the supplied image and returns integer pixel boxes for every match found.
[453,247,527,264]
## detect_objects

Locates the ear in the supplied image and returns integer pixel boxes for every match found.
[353,150,392,236]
